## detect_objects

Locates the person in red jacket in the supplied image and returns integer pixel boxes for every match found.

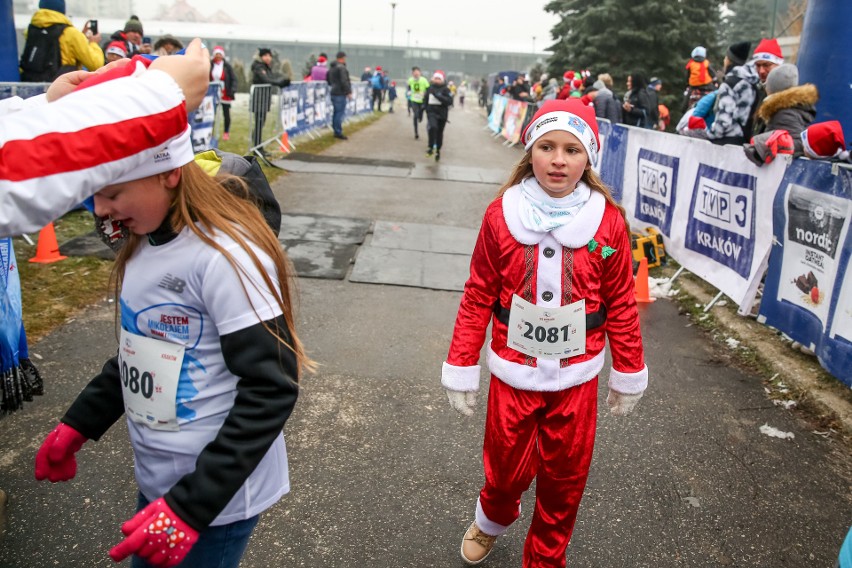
[442,99,647,567]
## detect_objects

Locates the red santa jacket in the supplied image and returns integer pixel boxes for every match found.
[442,182,647,394]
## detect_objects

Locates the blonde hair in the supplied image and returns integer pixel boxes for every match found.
[597,73,613,89]
[497,152,627,223]
[110,162,315,377]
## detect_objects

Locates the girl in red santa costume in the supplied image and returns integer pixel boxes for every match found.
[442,98,648,567]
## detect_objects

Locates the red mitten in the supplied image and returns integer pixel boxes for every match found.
[34,423,88,482]
[109,498,199,567]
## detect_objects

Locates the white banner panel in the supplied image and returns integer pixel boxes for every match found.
[620,128,790,314]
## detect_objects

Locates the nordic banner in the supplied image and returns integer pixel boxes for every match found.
[617,128,790,315]
[758,160,852,386]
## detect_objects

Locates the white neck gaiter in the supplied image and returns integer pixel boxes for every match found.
[518,176,591,232]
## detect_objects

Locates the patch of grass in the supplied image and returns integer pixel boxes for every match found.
[14,211,113,343]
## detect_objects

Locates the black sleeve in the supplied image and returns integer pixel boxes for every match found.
[61,355,125,441]
[436,86,454,106]
[163,316,299,531]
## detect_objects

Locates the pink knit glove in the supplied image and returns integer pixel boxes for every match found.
[34,423,88,482]
[109,498,199,567]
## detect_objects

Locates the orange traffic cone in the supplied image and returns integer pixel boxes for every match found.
[279,131,291,153]
[634,257,655,303]
[29,223,67,264]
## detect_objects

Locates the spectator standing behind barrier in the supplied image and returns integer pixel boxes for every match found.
[707,41,758,146]
[310,53,329,82]
[361,66,372,81]
[424,70,453,162]
[250,48,291,151]
[20,0,103,81]
[443,98,647,567]
[682,46,717,111]
[749,38,785,137]
[647,77,662,129]
[327,50,352,140]
[211,46,237,141]
[509,74,531,102]
[408,66,430,139]
[592,79,621,123]
[622,73,652,128]
[747,63,816,158]
[104,16,145,58]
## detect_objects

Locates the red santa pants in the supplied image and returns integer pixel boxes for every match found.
[478,375,598,568]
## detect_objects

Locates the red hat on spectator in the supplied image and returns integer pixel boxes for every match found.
[522,99,600,166]
[317,55,327,63]
[752,38,784,65]
[105,41,127,58]
[562,70,574,81]
[212,46,225,58]
[801,121,848,159]
[376,65,382,71]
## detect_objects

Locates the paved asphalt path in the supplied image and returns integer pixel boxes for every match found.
[1,99,850,568]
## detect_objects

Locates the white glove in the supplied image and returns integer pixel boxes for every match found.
[606,389,643,416]
[446,389,478,416]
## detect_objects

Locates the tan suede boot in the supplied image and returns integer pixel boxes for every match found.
[460,521,497,565]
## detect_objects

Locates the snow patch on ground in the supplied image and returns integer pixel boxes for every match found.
[760,424,795,440]
[725,337,741,349]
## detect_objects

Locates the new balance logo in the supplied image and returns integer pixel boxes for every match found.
[158,274,186,294]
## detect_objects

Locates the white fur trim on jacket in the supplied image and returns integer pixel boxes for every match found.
[486,347,605,392]
[502,183,606,248]
[441,362,482,392]
[608,365,649,395]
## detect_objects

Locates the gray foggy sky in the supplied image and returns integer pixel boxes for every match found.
[134,0,560,53]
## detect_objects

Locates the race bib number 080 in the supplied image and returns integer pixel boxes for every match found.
[119,329,185,432]
[506,295,587,360]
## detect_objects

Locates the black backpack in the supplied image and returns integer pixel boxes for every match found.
[19,23,68,82]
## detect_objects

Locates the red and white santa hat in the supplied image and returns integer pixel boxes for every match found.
[376,65,382,71]
[212,45,225,57]
[74,56,194,183]
[105,41,127,58]
[521,99,600,166]
[562,70,575,81]
[752,38,783,65]
[317,54,327,63]
[432,69,445,81]
[801,121,848,160]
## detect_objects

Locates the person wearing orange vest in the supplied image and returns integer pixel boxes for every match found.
[682,46,717,111]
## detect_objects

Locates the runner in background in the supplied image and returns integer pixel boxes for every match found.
[407,66,430,140]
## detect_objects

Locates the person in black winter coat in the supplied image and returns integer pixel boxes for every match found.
[250,48,291,150]
[327,51,353,139]
[622,73,652,128]
[749,64,817,156]
[424,70,453,161]
[592,79,621,124]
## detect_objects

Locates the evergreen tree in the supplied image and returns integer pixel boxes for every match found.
[723,0,772,45]
[545,0,721,107]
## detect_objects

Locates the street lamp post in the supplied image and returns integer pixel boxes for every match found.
[337,0,342,54]
[407,29,411,49]
[532,36,536,54]
[390,2,397,48]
